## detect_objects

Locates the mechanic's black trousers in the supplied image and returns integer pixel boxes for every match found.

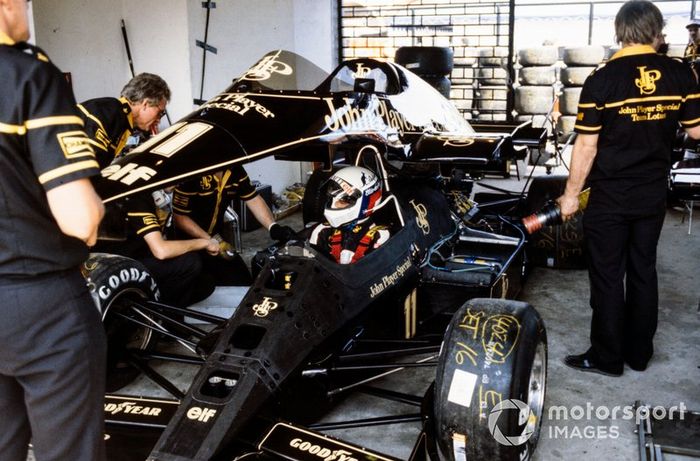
[0,269,107,461]
[583,208,665,370]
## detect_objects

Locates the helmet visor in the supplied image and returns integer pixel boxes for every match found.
[326,180,361,210]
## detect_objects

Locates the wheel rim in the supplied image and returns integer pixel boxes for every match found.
[104,287,154,352]
[525,340,547,441]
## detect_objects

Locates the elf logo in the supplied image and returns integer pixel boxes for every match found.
[186,406,217,423]
[102,162,156,185]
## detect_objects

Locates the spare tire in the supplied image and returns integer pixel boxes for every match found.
[421,75,452,98]
[395,46,454,76]
[559,87,583,115]
[563,46,605,66]
[518,46,559,66]
[515,86,555,115]
[82,253,161,391]
[524,175,587,269]
[518,66,556,86]
[433,298,547,461]
[560,66,595,86]
[556,115,578,138]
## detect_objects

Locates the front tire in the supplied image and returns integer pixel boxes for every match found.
[82,253,161,391]
[433,298,547,461]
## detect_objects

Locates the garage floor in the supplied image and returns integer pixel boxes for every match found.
[109,160,699,461]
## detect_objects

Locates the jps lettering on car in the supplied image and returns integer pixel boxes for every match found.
[252,297,279,317]
[289,438,358,461]
[323,98,417,134]
[369,256,412,298]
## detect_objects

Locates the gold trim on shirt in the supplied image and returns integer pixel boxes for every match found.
[37,160,100,184]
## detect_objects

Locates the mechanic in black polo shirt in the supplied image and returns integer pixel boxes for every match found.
[558,0,700,377]
[96,191,220,307]
[77,72,170,168]
[0,0,106,459]
[684,18,700,68]
[173,166,296,285]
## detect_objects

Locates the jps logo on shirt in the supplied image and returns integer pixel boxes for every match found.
[635,66,661,95]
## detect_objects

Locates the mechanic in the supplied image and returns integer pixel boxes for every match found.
[95,190,220,308]
[684,18,700,68]
[309,166,390,264]
[558,0,700,377]
[0,0,107,459]
[77,72,170,168]
[173,167,296,285]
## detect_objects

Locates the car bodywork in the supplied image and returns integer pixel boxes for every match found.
[95,50,542,204]
[91,50,549,461]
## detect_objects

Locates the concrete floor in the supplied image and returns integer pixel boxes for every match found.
[113,161,700,461]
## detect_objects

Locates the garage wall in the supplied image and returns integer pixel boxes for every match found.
[31,0,192,120]
[31,0,337,195]
[186,0,336,191]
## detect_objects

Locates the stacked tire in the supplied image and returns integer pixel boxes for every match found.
[474,47,510,121]
[514,46,559,165]
[558,46,605,137]
[395,46,453,99]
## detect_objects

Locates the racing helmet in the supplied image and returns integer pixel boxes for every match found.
[324,166,382,228]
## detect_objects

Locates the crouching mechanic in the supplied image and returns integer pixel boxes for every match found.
[95,190,219,308]
[310,166,390,264]
[173,166,296,285]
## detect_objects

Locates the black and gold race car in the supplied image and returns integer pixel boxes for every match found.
[85,50,557,461]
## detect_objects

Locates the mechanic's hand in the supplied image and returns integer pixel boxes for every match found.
[556,194,580,221]
[218,240,236,260]
[269,223,298,243]
[205,238,220,256]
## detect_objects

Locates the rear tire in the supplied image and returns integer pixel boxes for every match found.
[82,253,160,391]
[433,299,547,461]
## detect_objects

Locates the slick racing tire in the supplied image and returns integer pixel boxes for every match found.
[82,253,160,391]
[517,47,559,66]
[433,299,547,461]
[514,86,555,115]
[525,175,586,269]
[559,87,583,116]
[395,46,454,76]
[518,66,556,86]
[562,46,605,66]
[559,66,595,87]
[302,167,338,225]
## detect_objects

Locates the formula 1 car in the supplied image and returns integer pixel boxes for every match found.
[86,50,554,461]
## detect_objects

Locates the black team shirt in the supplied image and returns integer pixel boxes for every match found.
[575,45,700,213]
[0,34,99,275]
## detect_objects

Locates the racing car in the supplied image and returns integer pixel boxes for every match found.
[85,50,555,461]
